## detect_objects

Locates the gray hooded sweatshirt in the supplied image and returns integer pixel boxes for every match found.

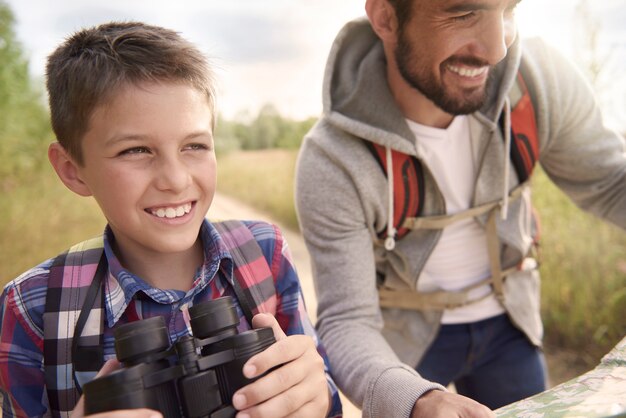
[295,17,626,418]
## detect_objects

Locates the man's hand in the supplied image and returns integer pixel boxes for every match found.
[412,390,495,418]
[71,359,163,418]
[232,313,330,418]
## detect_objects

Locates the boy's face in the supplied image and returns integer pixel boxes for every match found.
[74,81,216,260]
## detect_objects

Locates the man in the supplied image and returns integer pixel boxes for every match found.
[295,0,626,417]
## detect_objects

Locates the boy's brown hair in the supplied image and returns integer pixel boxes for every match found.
[46,21,216,165]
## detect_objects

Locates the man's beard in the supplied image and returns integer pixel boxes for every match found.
[394,30,490,115]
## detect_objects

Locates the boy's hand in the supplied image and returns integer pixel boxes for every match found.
[232,313,330,418]
[71,359,163,418]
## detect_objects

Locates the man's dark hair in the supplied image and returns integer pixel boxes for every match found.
[387,0,414,31]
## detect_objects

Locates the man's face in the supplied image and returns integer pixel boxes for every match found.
[394,0,520,115]
[76,81,217,262]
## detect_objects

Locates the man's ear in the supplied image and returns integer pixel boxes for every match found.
[48,142,93,197]
[365,0,399,43]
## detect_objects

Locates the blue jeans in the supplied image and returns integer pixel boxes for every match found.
[416,314,547,409]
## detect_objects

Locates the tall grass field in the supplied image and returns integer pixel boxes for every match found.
[1,148,624,379]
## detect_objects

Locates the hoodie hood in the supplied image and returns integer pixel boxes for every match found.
[322,17,523,154]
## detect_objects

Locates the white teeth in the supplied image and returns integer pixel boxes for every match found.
[151,203,192,219]
[448,65,487,77]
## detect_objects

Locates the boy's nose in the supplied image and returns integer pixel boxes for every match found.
[154,156,192,192]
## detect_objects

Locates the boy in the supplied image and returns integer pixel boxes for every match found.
[0,21,342,418]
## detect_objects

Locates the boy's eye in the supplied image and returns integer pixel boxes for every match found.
[119,146,150,156]
[184,143,211,151]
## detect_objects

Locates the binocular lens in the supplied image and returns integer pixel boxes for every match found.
[209,327,276,403]
[189,296,239,339]
[114,316,171,364]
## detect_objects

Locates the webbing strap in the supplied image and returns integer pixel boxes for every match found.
[378,184,531,311]
[71,254,106,394]
[400,184,527,231]
[486,209,505,303]
[213,221,257,325]
[378,266,517,311]
[212,220,275,327]
[402,200,499,230]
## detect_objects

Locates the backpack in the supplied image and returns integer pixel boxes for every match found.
[43,220,276,417]
[367,70,539,242]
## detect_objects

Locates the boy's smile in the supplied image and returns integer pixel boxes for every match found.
[70,81,216,276]
[148,202,193,219]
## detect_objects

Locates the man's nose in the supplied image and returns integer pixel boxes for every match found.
[477,13,516,65]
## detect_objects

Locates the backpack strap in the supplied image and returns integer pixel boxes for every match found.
[43,237,106,416]
[212,220,277,325]
[367,69,539,242]
[365,141,425,240]
[366,70,540,311]
[504,71,540,183]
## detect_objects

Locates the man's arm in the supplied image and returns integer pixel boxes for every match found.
[524,38,626,229]
[295,136,447,418]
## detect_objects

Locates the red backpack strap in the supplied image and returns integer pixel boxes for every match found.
[507,71,540,183]
[508,70,542,253]
[365,142,425,239]
[366,69,539,243]
[212,220,277,325]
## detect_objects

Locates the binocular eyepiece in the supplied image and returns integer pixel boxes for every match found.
[82,296,275,418]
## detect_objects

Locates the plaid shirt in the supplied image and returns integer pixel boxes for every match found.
[0,219,342,417]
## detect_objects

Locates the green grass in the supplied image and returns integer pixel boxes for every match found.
[531,169,626,363]
[2,149,624,373]
[216,149,300,230]
[0,165,105,282]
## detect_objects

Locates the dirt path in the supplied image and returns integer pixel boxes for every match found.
[209,192,362,417]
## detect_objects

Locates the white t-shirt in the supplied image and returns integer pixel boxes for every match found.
[406,116,505,323]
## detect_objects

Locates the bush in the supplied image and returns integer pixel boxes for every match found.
[532,168,626,363]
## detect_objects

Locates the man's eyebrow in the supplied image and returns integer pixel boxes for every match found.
[443,2,493,13]
[443,0,522,14]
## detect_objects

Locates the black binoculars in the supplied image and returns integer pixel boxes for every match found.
[83,296,275,418]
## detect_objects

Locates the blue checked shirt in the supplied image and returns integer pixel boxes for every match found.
[0,219,342,417]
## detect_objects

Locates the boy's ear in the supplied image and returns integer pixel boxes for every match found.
[365,0,399,43]
[48,142,93,197]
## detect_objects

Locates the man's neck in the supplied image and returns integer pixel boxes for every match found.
[386,58,454,129]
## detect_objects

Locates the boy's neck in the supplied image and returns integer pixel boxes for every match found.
[114,239,204,292]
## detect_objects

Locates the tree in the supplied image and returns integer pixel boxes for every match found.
[0,1,51,186]
[572,0,624,134]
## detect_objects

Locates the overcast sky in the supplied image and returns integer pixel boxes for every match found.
[4,0,625,130]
